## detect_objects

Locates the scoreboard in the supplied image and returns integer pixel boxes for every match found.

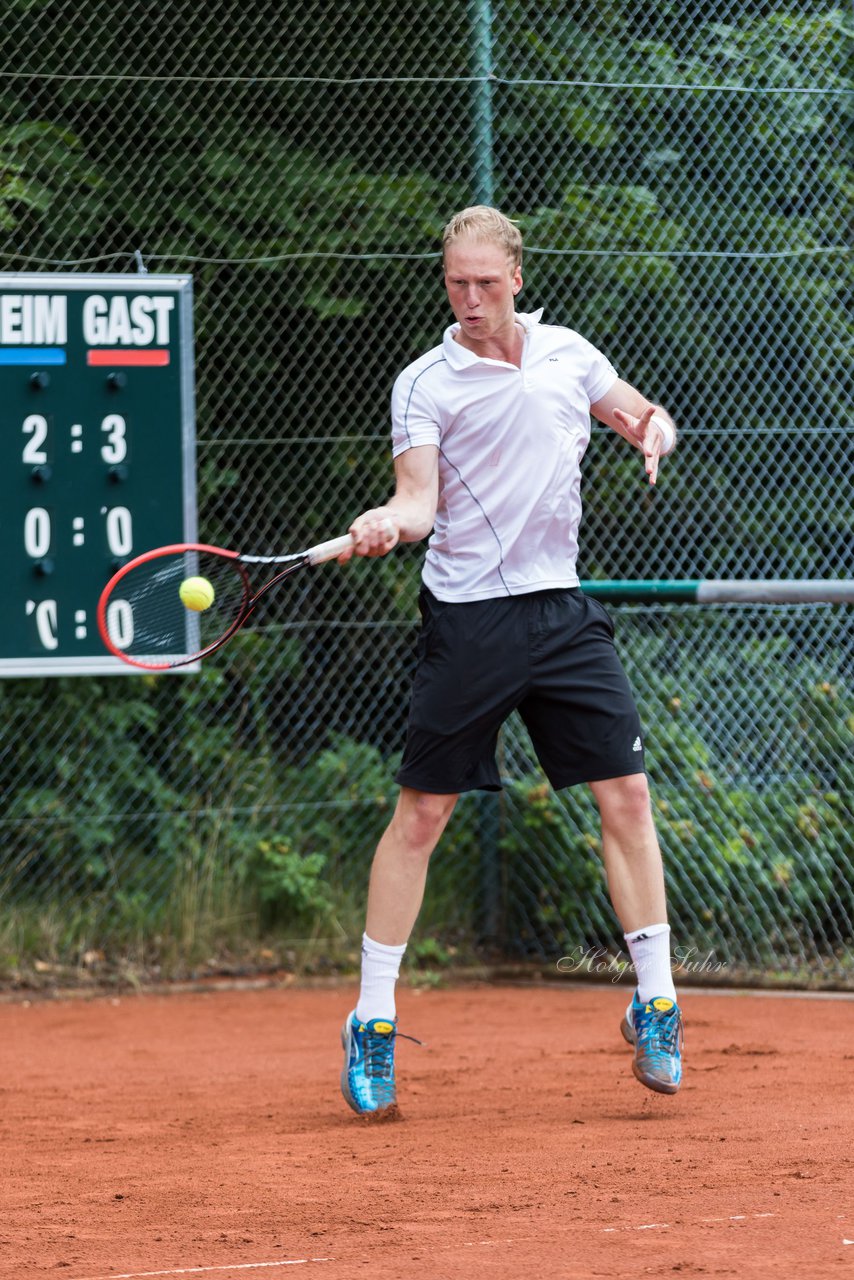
[0,273,196,676]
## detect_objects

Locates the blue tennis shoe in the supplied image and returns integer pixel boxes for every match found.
[621,993,683,1095]
[340,1011,400,1118]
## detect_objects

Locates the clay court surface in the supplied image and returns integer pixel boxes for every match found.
[1,982,852,1279]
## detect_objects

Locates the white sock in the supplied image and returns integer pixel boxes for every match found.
[625,923,678,1004]
[355,933,407,1022]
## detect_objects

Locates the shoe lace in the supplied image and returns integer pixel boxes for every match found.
[641,1009,680,1058]
[364,1027,422,1079]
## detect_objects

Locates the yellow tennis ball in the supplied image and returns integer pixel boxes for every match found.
[179,576,215,611]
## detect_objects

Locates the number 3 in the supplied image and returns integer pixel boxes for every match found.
[101,414,127,464]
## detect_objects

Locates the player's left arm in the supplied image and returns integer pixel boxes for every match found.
[589,378,677,487]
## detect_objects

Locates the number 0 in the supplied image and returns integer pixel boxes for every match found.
[24,507,51,558]
[107,599,134,649]
[106,507,133,557]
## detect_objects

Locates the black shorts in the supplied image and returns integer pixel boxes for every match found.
[394,587,646,794]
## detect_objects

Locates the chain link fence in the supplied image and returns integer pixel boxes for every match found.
[0,2,851,985]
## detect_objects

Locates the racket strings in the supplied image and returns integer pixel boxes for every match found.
[102,550,248,664]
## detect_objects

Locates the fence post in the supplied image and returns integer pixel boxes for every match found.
[471,0,500,949]
[470,0,495,206]
[476,790,502,951]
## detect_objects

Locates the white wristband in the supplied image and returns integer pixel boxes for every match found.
[651,415,676,455]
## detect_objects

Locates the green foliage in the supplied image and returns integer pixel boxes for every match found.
[500,777,615,952]
[0,3,850,983]
[222,735,400,939]
[0,118,103,243]
[408,937,453,968]
[647,690,853,958]
[0,629,851,980]
[497,636,853,968]
[0,3,846,582]
[0,648,394,970]
[240,836,333,925]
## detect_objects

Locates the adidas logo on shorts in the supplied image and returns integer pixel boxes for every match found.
[632,736,642,752]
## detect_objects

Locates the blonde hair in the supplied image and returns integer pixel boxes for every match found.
[442,206,523,269]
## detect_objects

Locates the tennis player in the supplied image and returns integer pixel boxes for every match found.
[339,206,683,1116]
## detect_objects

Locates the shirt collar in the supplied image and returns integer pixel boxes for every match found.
[517,308,544,332]
[442,308,544,370]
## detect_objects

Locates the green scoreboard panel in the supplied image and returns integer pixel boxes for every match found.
[0,273,196,676]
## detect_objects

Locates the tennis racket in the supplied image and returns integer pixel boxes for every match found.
[97,532,358,671]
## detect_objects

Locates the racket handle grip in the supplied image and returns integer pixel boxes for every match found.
[306,534,354,565]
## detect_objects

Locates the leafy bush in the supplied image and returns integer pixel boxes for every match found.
[496,654,853,972]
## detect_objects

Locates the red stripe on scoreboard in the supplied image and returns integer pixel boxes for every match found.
[87,349,170,367]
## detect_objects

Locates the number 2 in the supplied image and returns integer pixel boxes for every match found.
[22,415,49,464]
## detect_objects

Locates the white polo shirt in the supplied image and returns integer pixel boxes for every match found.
[391,308,619,602]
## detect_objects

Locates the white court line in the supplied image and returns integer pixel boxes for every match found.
[602,1224,669,1233]
[71,1229,854,1275]
[602,1212,777,1234]
[462,1239,516,1247]
[701,1213,776,1223]
[73,1259,331,1280]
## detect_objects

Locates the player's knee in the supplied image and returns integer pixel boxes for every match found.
[395,789,457,853]
[595,773,653,831]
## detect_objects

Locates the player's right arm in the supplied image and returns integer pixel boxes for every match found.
[344,444,439,560]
